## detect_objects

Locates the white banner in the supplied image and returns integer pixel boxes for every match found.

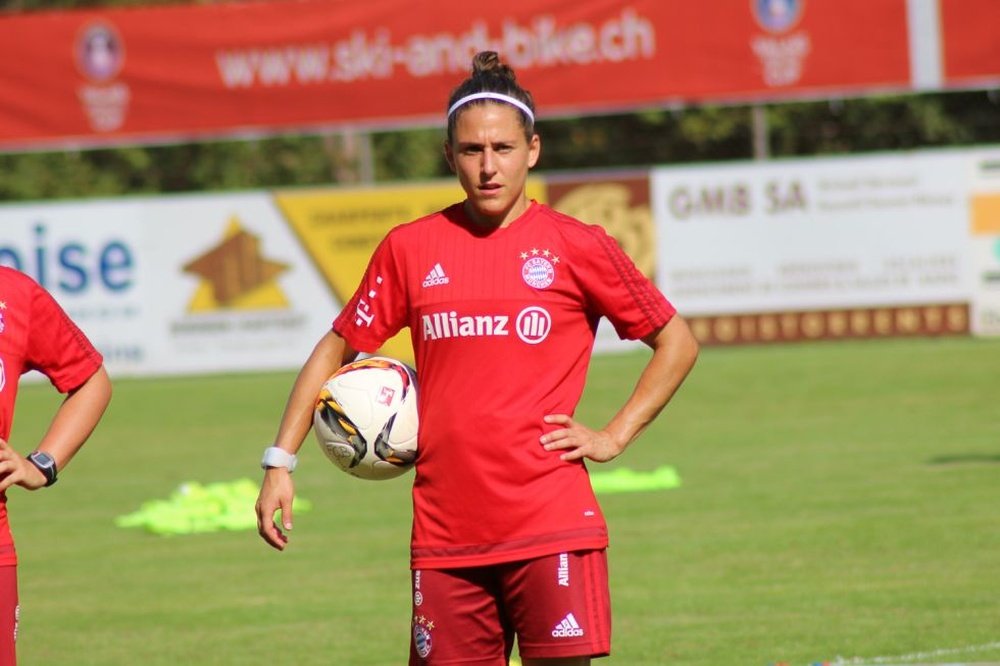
[0,193,340,377]
[969,150,1000,336]
[652,150,974,316]
[3,145,996,381]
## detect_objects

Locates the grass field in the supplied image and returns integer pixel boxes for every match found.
[8,336,1000,665]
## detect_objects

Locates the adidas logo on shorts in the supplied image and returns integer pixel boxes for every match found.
[551,612,584,638]
[422,263,450,287]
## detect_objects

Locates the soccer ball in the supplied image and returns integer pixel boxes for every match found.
[313,356,419,480]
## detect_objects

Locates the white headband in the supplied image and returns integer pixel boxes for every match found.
[447,92,534,123]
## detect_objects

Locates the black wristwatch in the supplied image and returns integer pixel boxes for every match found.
[27,451,58,487]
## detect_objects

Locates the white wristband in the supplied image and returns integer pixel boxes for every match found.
[261,446,298,472]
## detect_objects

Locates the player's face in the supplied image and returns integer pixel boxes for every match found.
[445,103,540,229]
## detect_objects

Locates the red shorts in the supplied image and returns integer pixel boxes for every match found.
[409,549,611,665]
[0,566,17,665]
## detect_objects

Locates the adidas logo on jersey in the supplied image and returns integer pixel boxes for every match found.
[551,613,584,638]
[422,263,450,287]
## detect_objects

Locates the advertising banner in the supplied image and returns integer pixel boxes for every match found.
[0,173,665,376]
[276,174,665,357]
[274,180,481,363]
[545,171,655,352]
[0,193,340,376]
[0,0,913,151]
[968,151,1000,335]
[0,200,148,369]
[3,145,996,377]
[939,0,1000,88]
[651,150,975,344]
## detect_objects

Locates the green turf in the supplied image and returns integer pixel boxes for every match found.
[8,336,1000,665]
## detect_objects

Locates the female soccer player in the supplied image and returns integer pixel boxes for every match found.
[0,266,112,664]
[257,51,699,665]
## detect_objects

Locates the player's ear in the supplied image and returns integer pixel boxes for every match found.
[527,133,540,169]
[444,141,456,173]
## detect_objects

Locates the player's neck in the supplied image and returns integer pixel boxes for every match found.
[463,197,531,230]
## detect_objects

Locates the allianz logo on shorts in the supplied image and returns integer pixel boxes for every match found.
[421,306,552,344]
[551,612,585,638]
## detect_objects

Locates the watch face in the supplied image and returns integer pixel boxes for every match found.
[29,452,58,485]
[31,452,54,467]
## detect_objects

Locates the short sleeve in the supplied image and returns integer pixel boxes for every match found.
[574,225,675,340]
[26,282,103,393]
[332,231,410,353]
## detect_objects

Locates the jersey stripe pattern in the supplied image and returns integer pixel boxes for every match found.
[334,202,675,569]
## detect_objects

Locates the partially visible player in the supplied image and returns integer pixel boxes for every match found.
[0,266,112,665]
[256,51,698,665]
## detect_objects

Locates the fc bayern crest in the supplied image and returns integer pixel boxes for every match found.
[520,249,558,289]
[413,623,433,658]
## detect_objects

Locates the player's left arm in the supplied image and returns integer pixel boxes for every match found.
[0,365,112,492]
[541,315,698,462]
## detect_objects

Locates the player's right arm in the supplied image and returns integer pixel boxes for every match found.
[0,366,112,493]
[256,329,358,550]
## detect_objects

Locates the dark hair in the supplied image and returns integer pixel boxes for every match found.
[446,51,536,143]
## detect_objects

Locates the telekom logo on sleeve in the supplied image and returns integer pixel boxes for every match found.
[354,275,382,328]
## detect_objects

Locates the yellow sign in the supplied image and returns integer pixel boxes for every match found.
[971,193,1000,234]
[275,178,548,362]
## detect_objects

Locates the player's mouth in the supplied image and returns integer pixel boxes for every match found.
[478,182,502,196]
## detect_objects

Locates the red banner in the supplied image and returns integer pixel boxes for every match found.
[939,0,1000,87]
[0,0,916,150]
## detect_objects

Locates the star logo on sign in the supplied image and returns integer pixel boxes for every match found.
[182,217,290,311]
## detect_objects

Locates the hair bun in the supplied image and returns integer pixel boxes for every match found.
[472,51,516,83]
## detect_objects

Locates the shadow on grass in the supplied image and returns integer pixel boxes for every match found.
[926,452,1000,465]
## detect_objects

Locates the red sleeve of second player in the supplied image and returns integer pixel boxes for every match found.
[332,231,410,353]
[25,280,103,393]
[573,223,675,340]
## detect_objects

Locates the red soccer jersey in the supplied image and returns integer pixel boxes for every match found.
[0,267,104,566]
[333,202,675,569]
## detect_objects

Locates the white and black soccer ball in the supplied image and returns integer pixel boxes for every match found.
[313,356,419,480]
